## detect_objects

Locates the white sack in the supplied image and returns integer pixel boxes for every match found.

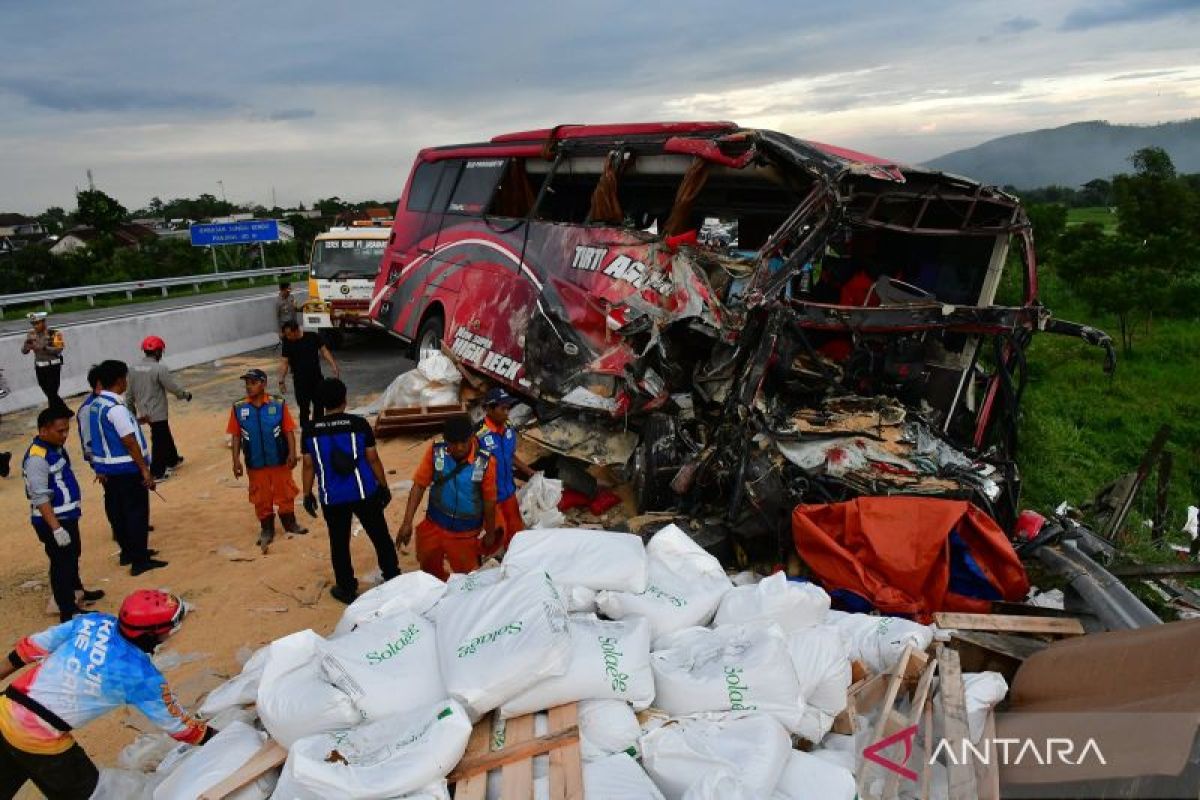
[154,721,276,800]
[320,611,444,722]
[379,353,461,410]
[442,566,503,597]
[772,749,857,800]
[278,701,472,800]
[583,753,666,799]
[714,572,830,633]
[501,615,653,718]
[785,625,852,742]
[640,713,792,800]
[199,645,270,717]
[596,524,732,644]
[578,699,641,762]
[517,473,565,530]
[825,610,934,674]
[434,570,571,719]
[650,624,805,733]
[256,631,360,748]
[964,671,1008,743]
[502,528,647,593]
[562,585,597,613]
[682,770,756,800]
[333,571,446,636]
[91,769,150,800]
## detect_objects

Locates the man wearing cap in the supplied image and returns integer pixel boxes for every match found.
[21,312,66,412]
[396,414,499,581]
[301,378,399,604]
[128,336,192,482]
[228,369,306,552]
[476,387,534,552]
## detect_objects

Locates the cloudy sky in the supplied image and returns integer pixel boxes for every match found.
[1,0,1197,213]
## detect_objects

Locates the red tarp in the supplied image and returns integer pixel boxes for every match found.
[791,497,1029,622]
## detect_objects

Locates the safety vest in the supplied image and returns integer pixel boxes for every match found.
[23,438,81,521]
[76,394,97,464]
[88,393,149,476]
[477,421,518,502]
[308,415,379,506]
[428,442,491,532]
[232,397,290,469]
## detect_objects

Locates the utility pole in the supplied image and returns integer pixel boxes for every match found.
[217,180,226,202]
[86,169,95,191]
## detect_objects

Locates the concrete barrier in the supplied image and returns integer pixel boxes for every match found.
[0,293,282,415]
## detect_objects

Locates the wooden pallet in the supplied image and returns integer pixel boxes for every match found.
[374,402,468,438]
[449,703,583,800]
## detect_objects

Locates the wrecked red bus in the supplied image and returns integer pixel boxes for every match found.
[369,122,1111,536]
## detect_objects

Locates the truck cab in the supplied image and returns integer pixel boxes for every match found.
[302,224,391,343]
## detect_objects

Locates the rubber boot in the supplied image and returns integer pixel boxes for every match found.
[257,515,276,554]
[280,512,308,535]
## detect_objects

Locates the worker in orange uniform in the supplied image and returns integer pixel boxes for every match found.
[395,414,498,580]
[227,369,307,553]
[475,387,534,554]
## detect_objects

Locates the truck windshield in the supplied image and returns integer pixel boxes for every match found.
[311,239,386,279]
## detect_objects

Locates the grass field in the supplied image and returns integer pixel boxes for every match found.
[1017,264,1198,553]
[1066,205,1118,232]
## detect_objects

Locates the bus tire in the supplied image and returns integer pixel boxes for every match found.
[414,313,444,361]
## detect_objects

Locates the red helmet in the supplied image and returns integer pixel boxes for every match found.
[141,335,166,352]
[118,590,185,641]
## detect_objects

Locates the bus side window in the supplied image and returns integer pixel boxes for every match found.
[406,161,446,212]
[408,160,461,252]
[447,159,507,216]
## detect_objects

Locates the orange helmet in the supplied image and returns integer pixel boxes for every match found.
[141,335,166,352]
[118,590,185,641]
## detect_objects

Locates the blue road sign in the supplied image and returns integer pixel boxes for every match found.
[190,220,279,246]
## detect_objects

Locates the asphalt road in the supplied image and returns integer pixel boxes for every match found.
[0,284,306,336]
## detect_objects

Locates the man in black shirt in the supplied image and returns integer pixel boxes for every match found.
[279,322,340,429]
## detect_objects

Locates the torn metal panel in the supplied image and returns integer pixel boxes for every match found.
[520,416,638,466]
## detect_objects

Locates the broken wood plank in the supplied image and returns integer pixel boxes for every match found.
[1105,423,1170,543]
[1153,450,1173,543]
[500,714,535,800]
[198,739,287,800]
[857,645,913,798]
[453,713,495,800]
[973,710,1000,800]
[547,704,583,800]
[935,644,978,800]
[880,657,939,800]
[950,630,1048,682]
[447,726,581,785]
[833,671,889,734]
[934,612,1084,637]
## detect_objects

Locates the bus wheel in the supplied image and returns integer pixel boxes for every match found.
[414,314,443,361]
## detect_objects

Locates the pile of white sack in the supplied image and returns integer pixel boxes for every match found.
[100,523,1008,800]
[376,352,461,411]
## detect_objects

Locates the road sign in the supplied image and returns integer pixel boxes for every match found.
[190,220,279,246]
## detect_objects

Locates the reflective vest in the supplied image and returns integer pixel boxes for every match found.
[76,394,97,464]
[232,397,290,469]
[23,438,81,521]
[307,416,378,506]
[477,421,518,502]
[88,393,149,476]
[427,442,490,533]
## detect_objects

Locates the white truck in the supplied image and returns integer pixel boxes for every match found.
[301,224,390,345]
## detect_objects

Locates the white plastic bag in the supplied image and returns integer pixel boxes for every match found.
[91,768,150,800]
[825,611,934,674]
[517,473,565,530]
[333,571,446,636]
[583,753,665,799]
[278,701,472,800]
[502,528,648,593]
[578,699,641,762]
[379,353,461,410]
[256,631,360,748]
[320,611,444,722]
[964,671,1008,743]
[650,624,805,733]
[501,615,654,718]
[682,770,756,800]
[199,645,270,717]
[641,713,792,800]
[153,722,277,800]
[434,570,571,719]
[772,749,857,800]
[713,572,830,633]
[596,524,732,644]
[785,625,852,742]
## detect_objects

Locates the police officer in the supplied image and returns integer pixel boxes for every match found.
[396,414,499,581]
[301,377,398,604]
[0,590,214,799]
[20,312,66,412]
[227,368,306,552]
[22,407,104,623]
[476,387,534,553]
[88,360,166,576]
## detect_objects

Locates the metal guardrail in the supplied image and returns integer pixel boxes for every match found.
[0,265,307,316]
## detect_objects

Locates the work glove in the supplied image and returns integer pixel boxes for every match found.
[375,485,393,509]
[52,527,71,547]
[302,493,319,518]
